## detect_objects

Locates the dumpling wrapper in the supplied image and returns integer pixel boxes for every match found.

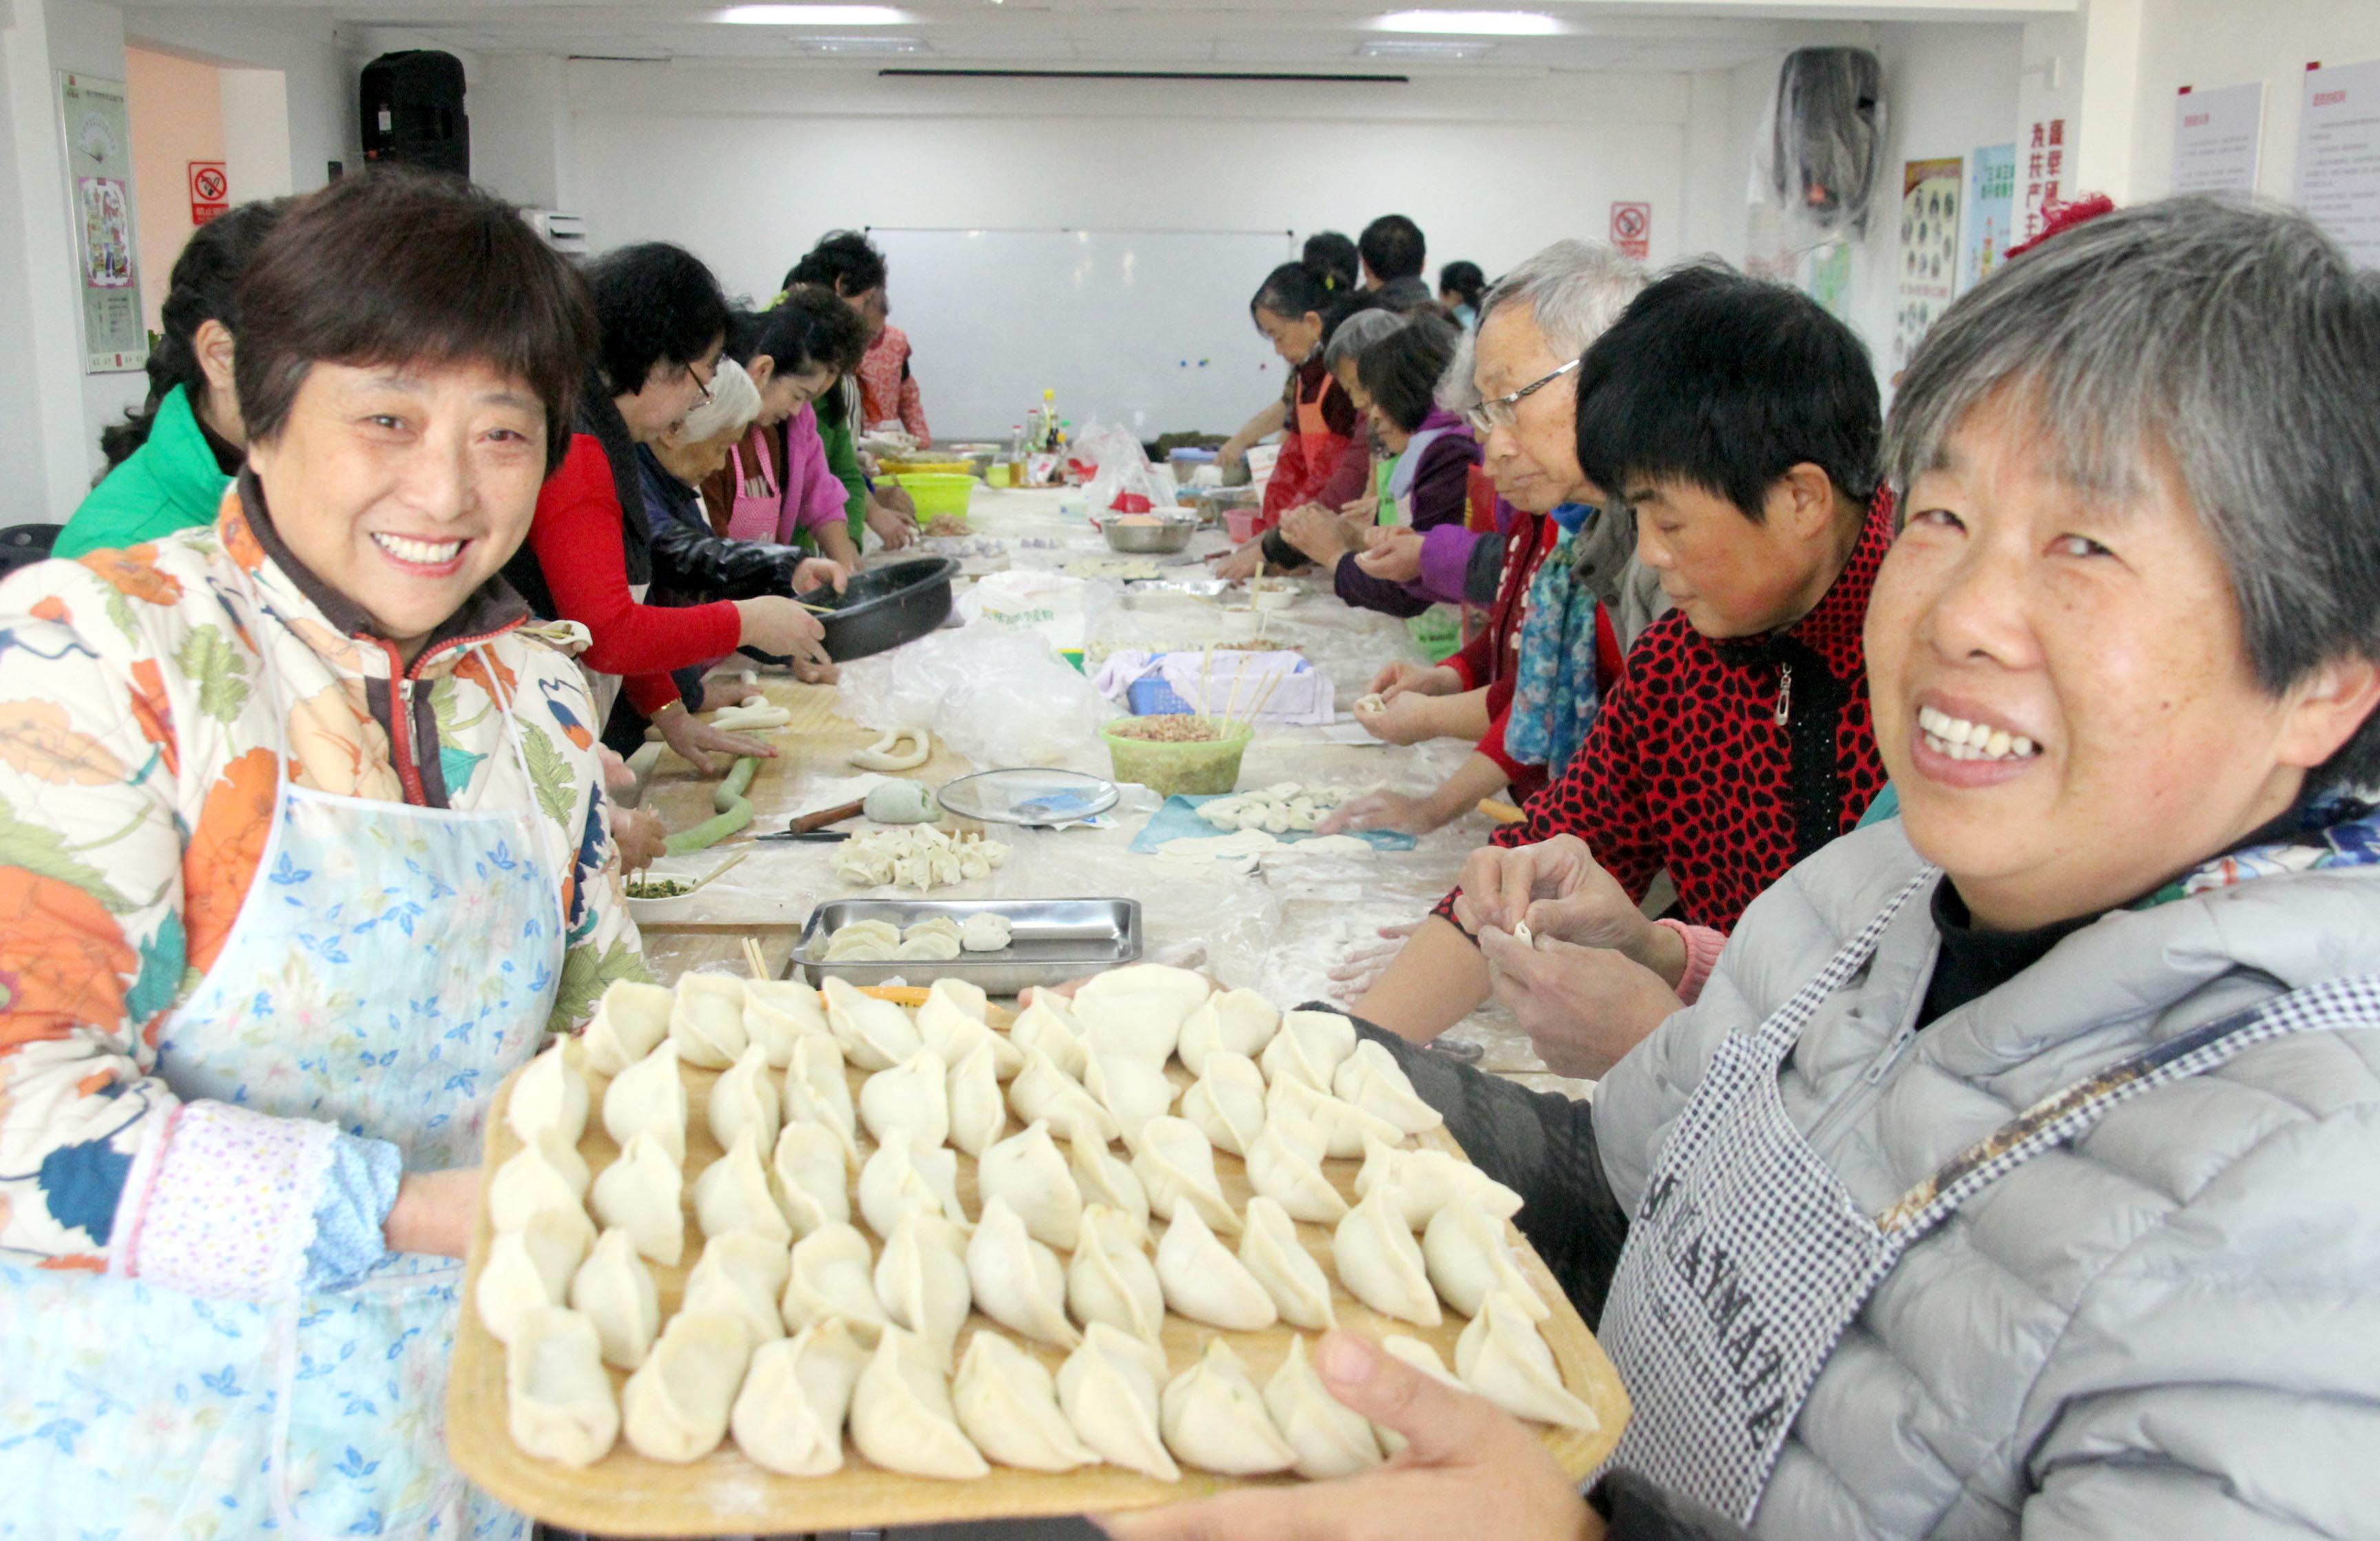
[508,1036,588,1148]
[1423,1191,1549,1321]
[603,1036,687,1166]
[1332,1038,1445,1137]
[1268,1072,1403,1161]
[1180,1048,1269,1157]
[669,972,749,1069]
[1265,1334,1380,1478]
[1355,1137,1525,1230]
[1332,1184,1441,1328]
[742,978,831,1067]
[1066,1115,1149,1242]
[860,1047,951,1150]
[707,1042,782,1155]
[1057,1323,1179,1482]
[682,1228,791,1345]
[783,1031,859,1168]
[850,1326,991,1480]
[589,1132,685,1266]
[505,1306,619,1467]
[488,1130,592,1235]
[731,1320,868,1476]
[824,976,923,1071]
[1009,1045,1119,1144]
[694,1131,794,1246]
[1259,1008,1359,1091]
[1071,963,1213,1055]
[1084,1048,1177,1143]
[1067,1202,1165,1342]
[1129,1116,1240,1235]
[1155,1204,1276,1331]
[1240,1194,1336,1330]
[1176,988,1280,1076]
[621,1308,750,1463]
[920,985,1022,1080]
[782,1223,891,1342]
[947,1038,1008,1158]
[1455,1290,1600,1432]
[1160,1338,1296,1476]
[1011,993,1090,1079]
[978,1119,1083,1251]
[873,1211,972,1370]
[477,1206,591,1345]
[570,1226,660,1370]
[771,1120,851,1237]
[954,1330,1098,1471]
[858,1135,971,1240]
[966,1196,1081,1348]
[582,980,673,1075]
[1245,1107,1347,1225]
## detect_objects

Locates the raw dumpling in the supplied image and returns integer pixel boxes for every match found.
[1176,988,1280,1076]
[1269,1071,1403,1161]
[589,1132,685,1266]
[1065,1115,1149,1241]
[621,1307,751,1463]
[1070,963,1213,1062]
[850,1326,991,1480]
[570,1226,660,1370]
[508,1036,588,1147]
[695,1131,794,1246]
[1011,992,1089,1079]
[1160,1339,1295,1476]
[1355,1137,1525,1230]
[1056,1323,1179,1482]
[489,1130,592,1235]
[960,912,1013,952]
[966,1197,1081,1348]
[1083,1049,1177,1142]
[831,919,903,950]
[1332,1184,1440,1328]
[1456,1291,1599,1432]
[582,979,673,1075]
[782,1222,892,1341]
[603,1036,688,1166]
[1154,1204,1276,1330]
[1423,1192,1547,1321]
[873,1211,972,1370]
[1374,1336,1465,1456]
[669,972,749,1069]
[1008,1045,1118,1144]
[743,978,831,1067]
[824,976,923,1071]
[731,1320,868,1476]
[1265,1335,1379,1478]
[1240,1194,1336,1330]
[682,1228,792,1345]
[506,1306,619,1467]
[947,1039,1007,1157]
[954,1330,1098,1472]
[860,1047,951,1149]
[1129,1117,1240,1235]
[904,916,965,945]
[1260,1009,1358,1091]
[783,1031,859,1167]
[824,934,897,963]
[1332,1039,1444,1137]
[708,1043,782,1154]
[1067,1202,1165,1341]
[858,1135,970,1239]
[920,984,1022,1080]
[1181,1048,1269,1157]
[897,933,964,961]
[477,1206,591,1344]
[977,1120,1083,1250]
[771,1121,851,1237]
[1245,1108,1347,1225]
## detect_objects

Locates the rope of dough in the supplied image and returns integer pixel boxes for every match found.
[850,726,931,771]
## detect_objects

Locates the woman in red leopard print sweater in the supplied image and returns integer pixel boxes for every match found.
[1357,267,1889,1054]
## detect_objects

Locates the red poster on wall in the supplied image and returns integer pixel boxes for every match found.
[1610,202,1651,260]
[189,161,228,224]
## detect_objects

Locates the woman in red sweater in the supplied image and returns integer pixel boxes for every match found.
[1215,255,1364,580]
[501,242,835,771]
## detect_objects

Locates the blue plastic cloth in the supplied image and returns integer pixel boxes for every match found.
[1129,794,1419,855]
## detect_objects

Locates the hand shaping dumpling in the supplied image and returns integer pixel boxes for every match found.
[860,1047,951,1149]
[669,971,749,1069]
[488,1130,592,1235]
[946,1038,1006,1158]
[682,1228,791,1345]
[1267,1071,1402,1161]
[1083,1049,1177,1142]
[505,1306,618,1467]
[742,977,831,1067]
[1008,1045,1119,1144]
[570,1226,660,1370]
[1056,1323,1179,1482]
[1331,1183,1440,1327]
[1264,1334,1380,1478]
[1066,1115,1149,1241]
[771,1121,851,1237]
[859,1135,971,1240]
[695,1131,794,1246]
[1259,1008,1359,1091]
[1332,1039,1443,1136]
[1011,991,1089,1079]
[1070,963,1213,1063]
[1456,1290,1599,1432]
[1160,1338,1297,1476]
[1180,1048,1268,1157]
[873,1211,972,1370]
[1245,1108,1347,1226]
[603,1036,688,1166]
[1130,1116,1241,1235]
[966,1196,1081,1348]
[477,1206,590,1344]
[1066,1202,1165,1342]
[589,1132,685,1266]
[1239,1194,1336,1330]
[782,1031,859,1168]
[824,976,923,1071]
[1176,987,1280,1076]
[1423,1191,1547,1321]
[954,1330,1098,1472]
[1155,1204,1276,1330]
[1374,1335,1465,1455]
[582,979,672,1075]
[850,1326,991,1480]
[1355,1136,1524,1230]
[977,1120,1083,1250]
[508,1036,588,1148]
[731,1320,868,1476]
[621,1307,751,1463]
[782,1222,891,1342]
[707,1043,782,1155]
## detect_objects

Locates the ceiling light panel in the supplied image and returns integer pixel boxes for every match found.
[1375,10,1560,36]
[716,6,909,24]
[1357,39,1493,61]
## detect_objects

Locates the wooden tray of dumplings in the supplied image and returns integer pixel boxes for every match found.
[446,982,1629,1534]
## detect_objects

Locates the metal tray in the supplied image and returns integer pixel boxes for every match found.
[791,898,1142,995]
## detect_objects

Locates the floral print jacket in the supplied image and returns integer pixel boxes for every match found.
[0,484,649,1274]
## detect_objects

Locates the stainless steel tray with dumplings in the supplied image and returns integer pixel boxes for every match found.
[792,898,1143,994]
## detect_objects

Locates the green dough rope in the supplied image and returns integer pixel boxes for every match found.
[663,756,758,855]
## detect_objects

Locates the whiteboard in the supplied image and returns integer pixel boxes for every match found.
[866,227,1297,444]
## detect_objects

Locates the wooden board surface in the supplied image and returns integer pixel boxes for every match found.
[450,996,1627,1533]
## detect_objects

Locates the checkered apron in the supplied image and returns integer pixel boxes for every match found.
[1598,869,2380,1524]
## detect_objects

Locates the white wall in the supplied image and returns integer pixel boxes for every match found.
[121,6,357,196]
[124,44,223,334]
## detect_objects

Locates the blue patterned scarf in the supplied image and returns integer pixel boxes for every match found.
[1503,503,1603,771]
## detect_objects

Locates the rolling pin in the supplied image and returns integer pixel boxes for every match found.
[785,798,866,835]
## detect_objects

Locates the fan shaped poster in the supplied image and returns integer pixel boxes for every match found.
[59,73,146,373]
[1890,157,1963,382]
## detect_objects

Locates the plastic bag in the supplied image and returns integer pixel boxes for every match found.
[968,568,1094,656]
[1075,421,1181,516]
[836,623,1121,773]
[1752,47,1886,249]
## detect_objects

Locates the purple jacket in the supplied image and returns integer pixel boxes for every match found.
[1333,408,1483,618]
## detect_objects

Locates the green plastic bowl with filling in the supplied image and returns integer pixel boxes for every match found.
[1100,718,1256,798]
[892,472,978,520]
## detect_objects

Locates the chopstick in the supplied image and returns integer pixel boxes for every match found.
[674,848,751,897]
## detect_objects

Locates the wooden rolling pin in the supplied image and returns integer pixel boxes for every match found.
[786,798,866,835]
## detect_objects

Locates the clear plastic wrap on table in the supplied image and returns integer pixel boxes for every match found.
[835,623,1121,773]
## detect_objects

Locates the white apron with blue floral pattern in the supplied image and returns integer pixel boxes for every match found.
[0,594,563,1540]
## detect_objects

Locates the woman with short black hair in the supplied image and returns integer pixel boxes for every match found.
[704,290,871,572]
[1440,258,1488,328]
[785,230,919,551]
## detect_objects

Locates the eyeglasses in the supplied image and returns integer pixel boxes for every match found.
[685,356,718,408]
[1463,357,1580,436]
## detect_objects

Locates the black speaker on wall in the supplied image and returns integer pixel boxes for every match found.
[361,50,469,178]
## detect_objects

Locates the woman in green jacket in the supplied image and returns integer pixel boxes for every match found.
[54,199,286,558]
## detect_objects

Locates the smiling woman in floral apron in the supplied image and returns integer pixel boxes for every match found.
[0,169,647,1540]
[1114,199,2380,1541]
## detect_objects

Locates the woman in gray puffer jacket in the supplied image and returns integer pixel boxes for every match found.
[1114,198,2380,1541]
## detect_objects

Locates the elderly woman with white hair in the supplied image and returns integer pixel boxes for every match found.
[1116,196,2380,1541]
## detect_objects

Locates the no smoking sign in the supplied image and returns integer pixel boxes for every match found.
[1610,201,1651,260]
[189,161,228,225]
